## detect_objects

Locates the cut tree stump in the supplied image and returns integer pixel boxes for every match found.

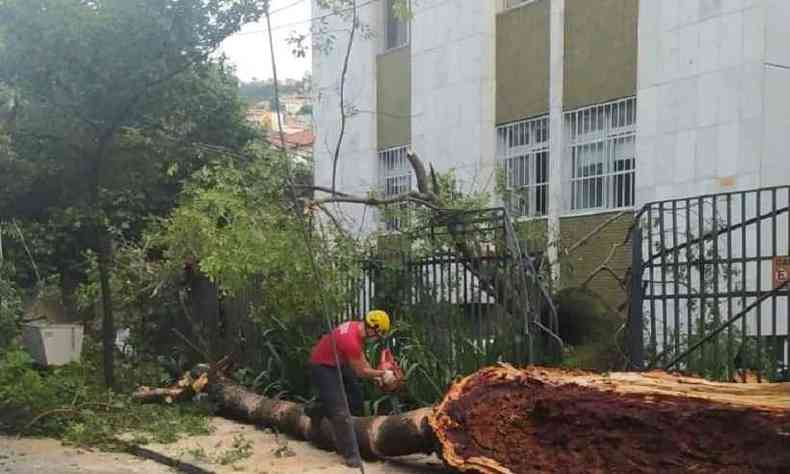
[430,365,790,474]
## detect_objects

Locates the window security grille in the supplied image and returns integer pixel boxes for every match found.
[565,97,636,212]
[378,145,412,230]
[385,0,409,50]
[496,115,550,218]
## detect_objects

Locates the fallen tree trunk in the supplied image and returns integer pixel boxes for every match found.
[175,366,789,472]
[209,379,436,459]
[431,365,790,474]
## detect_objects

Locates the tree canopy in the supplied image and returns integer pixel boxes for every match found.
[0,0,267,386]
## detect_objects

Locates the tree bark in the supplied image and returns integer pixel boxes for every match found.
[209,378,436,459]
[205,367,790,473]
[431,365,790,474]
[58,269,80,322]
[96,228,115,388]
[91,135,115,388]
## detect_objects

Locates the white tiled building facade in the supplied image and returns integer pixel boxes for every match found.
[313,0,790,229]
[637,0,790,203]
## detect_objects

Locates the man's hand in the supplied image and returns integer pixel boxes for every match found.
[381,370,397,386]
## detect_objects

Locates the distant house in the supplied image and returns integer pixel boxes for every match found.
[246,108,286,131]
[281,95,308,116]
[269,128,314,162]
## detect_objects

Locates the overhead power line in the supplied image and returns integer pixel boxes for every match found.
[269,0,306,15]
[234,0,381,36]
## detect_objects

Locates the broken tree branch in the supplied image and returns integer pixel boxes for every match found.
[297,184,353,198]
[311,191,442,211]
[172,328,212,362]
[581,241,628,289]
[407,150,433,197]
[564,211,630,256]
[330,0,358,195]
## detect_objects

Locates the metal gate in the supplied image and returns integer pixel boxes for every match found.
[628,186,790,381]
[343,208,560,375]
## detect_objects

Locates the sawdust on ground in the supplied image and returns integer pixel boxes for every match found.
[0,417,448,474]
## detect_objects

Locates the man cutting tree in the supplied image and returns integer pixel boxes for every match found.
[307,310,399,467]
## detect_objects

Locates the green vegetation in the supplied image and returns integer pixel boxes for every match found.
[182,434,253,466]
[0,267,23,350]
[0,0,264,387]
[0,0,613,458]
[0,343,213,449]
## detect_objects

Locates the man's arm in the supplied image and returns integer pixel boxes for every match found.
[348,354,387,380]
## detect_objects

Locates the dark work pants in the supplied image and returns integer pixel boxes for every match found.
[309,364,363,459]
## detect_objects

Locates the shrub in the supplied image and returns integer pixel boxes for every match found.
[0,340,212,449]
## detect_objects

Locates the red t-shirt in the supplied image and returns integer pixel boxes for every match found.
[309,321,364,366]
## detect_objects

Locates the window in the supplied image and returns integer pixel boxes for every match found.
[385,0,409,50]
[379,145,412,230]
[496,116,549,218]
[565,97,636,212]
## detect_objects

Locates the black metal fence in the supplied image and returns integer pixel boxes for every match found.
[342,208,558,376]
[628,186,790,381]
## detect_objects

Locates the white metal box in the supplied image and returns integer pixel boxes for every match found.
[21,322,84,366]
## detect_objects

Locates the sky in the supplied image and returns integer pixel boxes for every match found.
[219,0,313,83]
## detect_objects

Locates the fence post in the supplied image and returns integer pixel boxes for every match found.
[627,225,645,370]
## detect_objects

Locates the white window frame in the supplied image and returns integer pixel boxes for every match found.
[378,145,412,231]
[564,97,636,213]
[384,0,410,52]
[496,115,550,219]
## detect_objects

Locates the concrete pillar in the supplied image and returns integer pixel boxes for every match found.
[547,0,565,286]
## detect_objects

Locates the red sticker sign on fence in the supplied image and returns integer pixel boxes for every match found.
[773,256,790,289]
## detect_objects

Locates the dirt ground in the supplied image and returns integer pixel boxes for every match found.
[0,417,448,474]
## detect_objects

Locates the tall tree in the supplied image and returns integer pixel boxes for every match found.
[0,0,265,387]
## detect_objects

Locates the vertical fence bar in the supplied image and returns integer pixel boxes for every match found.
[648,207,657,358]
[756,190,763,377]
[741,192,748,368]
[686,198,693,369]
[772,188,778,375]
[361,265,368,320]
[726,193,734,379]
[628,225,645,369]
[698,196,706,372]
[712,196,720,375]
[659,201,668,355]
[673,199,680,357]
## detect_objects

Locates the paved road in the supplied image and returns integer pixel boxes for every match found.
[1,418,449,474]
[0,437,173,473]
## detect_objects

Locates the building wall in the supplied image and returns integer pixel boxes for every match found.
[634,0,787,206]
[410,0,497,195]
[559,211,634,309]
[377,46,411,149]
[763,0,790,187]
[496,0,550,124]
[564,0,639,110]
[312,1,382,233]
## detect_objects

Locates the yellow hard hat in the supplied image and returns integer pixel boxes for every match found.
[365,310,391,335]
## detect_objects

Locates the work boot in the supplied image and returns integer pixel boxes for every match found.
[343,456,362,468]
